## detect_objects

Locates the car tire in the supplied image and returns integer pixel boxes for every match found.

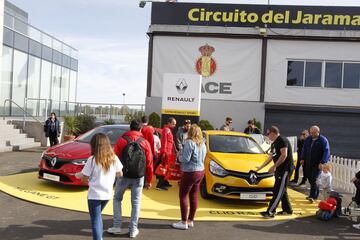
[200,178,213,199]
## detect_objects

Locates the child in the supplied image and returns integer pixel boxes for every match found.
[317,164,332,200]
[75,133,123,240]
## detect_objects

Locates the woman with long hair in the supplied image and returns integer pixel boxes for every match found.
[76,133,123,240]
[172,124,206,230]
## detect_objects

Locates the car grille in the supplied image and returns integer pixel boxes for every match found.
[39,169,72,182]
[43,155,69,169]
[226,170,274,185]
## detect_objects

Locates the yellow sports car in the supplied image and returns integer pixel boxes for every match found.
[200,131,297,200]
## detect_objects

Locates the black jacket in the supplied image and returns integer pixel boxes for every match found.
[44,118,60,137]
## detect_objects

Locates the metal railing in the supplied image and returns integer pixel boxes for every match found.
[2,99,43,130]
[2,98,146,124]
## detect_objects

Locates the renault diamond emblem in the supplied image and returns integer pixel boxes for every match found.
[51,157,57,167]
[249,172,258,185]
[175,78,188,94]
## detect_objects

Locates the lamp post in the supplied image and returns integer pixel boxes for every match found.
[139,0,176,8]
[122,93,126,105]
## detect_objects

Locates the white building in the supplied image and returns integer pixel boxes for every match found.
[145,2,360,158]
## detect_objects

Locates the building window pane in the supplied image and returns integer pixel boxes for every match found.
[27,56,41,116]
[12,50,28,115]
[42,45,52,61]
[0,46,13,115]
[287,61,304,86]
[42,34,52,48]
[69,70,77,115]
[4,13,13,28]
[51,64,61,115]
[71,58,78,71]
[3,27,14,47]
[60,67,70,116]
[62,54,71,68]
[343,63,360,89]
[304,62,322,87]
[28,26,41,42]
[29,39,42,57]
[14,32,29,52]
[53,50,62,65]
[14,18,28,35]
[325,62,342,88]
[40,60,52,116]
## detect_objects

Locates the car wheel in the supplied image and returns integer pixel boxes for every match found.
[200,178,213,199]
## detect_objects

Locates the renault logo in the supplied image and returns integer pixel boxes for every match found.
[249,172,258,185]
[50,157,57,167]
[175,78,188,94]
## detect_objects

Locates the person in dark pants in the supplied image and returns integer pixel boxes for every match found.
[291,130,309,185]
[300,125,330,203]
[44,112,61,146]
[256,126,293,218]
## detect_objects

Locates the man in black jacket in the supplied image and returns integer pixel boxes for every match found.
[291,130,309,185]
[44,112,61,146]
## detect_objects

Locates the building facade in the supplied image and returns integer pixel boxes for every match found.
[0,0,78,118]
[145,2,360,158]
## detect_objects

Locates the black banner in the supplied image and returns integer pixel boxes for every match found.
[151,3,360,30]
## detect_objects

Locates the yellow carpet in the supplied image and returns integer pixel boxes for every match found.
[0,172,317,221]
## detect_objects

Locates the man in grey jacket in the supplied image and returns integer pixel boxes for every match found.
[175,119,191,152]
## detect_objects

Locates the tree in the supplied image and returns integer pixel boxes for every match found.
[148,112,161,128]
[199,120,214,130]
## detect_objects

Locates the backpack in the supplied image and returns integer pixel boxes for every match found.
[121,136,146,178]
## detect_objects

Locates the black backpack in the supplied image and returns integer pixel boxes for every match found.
[121,136,146,178]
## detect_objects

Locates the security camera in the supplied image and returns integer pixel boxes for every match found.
[139,1,146,8]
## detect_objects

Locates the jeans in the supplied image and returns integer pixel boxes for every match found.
[179,171,204,221]
[308,166,321,199]
[113,176,144,232]
[88,199,108,240]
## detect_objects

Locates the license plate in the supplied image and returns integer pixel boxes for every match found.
[240,193,266,200]
[43,173,60,182]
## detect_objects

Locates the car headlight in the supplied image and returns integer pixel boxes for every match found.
[209,160,228,177]
[72,159,88,165]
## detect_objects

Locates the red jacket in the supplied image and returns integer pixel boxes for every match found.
[160,126,175,156]
[141,125,155,156]
[114,131,153,185]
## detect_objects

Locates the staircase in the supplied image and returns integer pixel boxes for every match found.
[0,119,41,152]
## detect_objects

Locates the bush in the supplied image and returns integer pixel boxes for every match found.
[75,114,96,136]
[199,119,214,130]
[103,118,115,125]
[63,115,79,136]
[125,111,145,123]
[148,112,161,128]
[253,118,262,131]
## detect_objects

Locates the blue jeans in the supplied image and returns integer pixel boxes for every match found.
[88,199,108,240]
[113,176,144,232]
[308,167,321,199]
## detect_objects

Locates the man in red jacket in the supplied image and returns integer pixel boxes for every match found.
[141,115,155,157]
[156,117,177,190]
[108,119,153,237]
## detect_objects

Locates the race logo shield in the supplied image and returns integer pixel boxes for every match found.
[195,44,216,77]
[175,78,188,94]
[50,157,57,167]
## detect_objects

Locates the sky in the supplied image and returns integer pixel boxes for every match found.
[9,0,360,104]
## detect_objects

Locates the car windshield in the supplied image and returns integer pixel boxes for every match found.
[77,126,128,145]
[209,135,264,154]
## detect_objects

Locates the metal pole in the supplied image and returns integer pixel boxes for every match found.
[23,98,27,130]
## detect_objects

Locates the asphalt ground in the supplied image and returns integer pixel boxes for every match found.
[0,147,359,240]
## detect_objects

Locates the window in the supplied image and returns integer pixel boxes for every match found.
[4,13,13,28]
[52,50,62,65]
[27,56,41,116]
[39,60,52,116]
[343,63,360,89]
[60,67,70,115]
[42,45,52,62]
[0,46,13,115]
[287,61,304,86]
[71,58,78,71]
[12,50,28,115]
[304,62,322,87]
[14,32,29,52]
[3,27,14,46]
[325,63,342,88]
[51,64,61,115]
[287,59,360,89]
[29,39,42,58]
[14,18,28,35]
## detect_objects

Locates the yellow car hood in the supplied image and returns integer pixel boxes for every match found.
[208,152,269,173]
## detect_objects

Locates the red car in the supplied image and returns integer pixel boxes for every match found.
[38,124,129,185]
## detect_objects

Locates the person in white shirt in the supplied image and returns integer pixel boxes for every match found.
[154,133,161,157]
[75,133,123,240]
[316,163,332,200]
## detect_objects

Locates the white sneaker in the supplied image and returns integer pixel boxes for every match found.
[353,224,360,230]
[107,227,121,235]
[172,221,188,230]
[130,228,139,238]
[187,221,194,228]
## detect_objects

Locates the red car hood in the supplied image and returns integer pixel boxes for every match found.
[45,141,91,160]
